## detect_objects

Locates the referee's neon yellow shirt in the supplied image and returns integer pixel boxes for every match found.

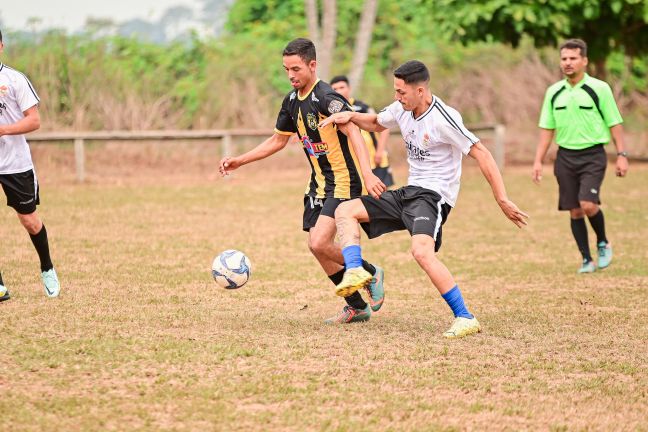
[539,73,623,150]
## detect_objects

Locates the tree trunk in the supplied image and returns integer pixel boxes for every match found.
[304,0,320,49]
[349,0,378,91]
[318,0,337,81]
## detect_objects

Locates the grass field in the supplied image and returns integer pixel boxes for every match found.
[1,155,647,431]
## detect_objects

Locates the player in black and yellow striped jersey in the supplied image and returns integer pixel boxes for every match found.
[331,75,395,188]
[218,38,387,323]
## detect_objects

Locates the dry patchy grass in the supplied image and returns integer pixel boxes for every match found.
[1,157,647,431]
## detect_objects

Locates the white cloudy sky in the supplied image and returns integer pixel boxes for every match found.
[1,0,202,32]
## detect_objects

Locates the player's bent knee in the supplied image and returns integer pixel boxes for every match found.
[411,244,435,263]
[579,201,598,214]
[17,212,42,234]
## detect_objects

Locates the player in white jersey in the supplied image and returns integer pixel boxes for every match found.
[0,29,60,301]
[319,60,528,337]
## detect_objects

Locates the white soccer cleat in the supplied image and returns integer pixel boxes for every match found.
[42,268,60,298]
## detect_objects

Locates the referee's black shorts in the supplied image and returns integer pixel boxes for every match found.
[554,144,607,210]
[359,185,451,252]
[0,169,40,214]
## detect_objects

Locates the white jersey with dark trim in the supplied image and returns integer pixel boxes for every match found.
[0,63,40,174]
[377,97,478,207]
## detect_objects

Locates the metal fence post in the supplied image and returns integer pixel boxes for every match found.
[74,138,85,182]
[493,124,506,171]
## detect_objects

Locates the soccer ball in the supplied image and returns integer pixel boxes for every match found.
[212,250,252,289]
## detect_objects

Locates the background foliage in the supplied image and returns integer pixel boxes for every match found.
[2,0,647,157]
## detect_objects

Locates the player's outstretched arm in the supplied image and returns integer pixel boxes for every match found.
[532,128,554,184]
[0,106,40,137]
[468,142,529,228]
[319,111,386,133]
[338,122,386,199]
[218,133,291,176]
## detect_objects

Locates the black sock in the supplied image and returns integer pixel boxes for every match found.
[587,210,608,245]
[362,260,376,276]
[0,271,4,286]
[29,225,54,272]
[570,218,592,262]
[329,268,368,310]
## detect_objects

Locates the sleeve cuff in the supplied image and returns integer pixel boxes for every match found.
[274,129,294,136]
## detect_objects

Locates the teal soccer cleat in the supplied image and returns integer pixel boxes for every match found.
[578,259,596,274]
[364,265,385,312]
[597,242,613,269]
[42,268,60,298]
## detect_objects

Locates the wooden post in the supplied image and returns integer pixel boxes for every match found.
[221,134,232,157]
[74,138,85,182]
[222,134,232,180]
[493,124,505,171]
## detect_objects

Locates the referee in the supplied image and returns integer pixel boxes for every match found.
[533,39,628,274]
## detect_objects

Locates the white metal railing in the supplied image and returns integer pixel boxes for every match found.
[28,125,505,182]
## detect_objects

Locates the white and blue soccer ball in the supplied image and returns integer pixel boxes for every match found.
[212,249,252,289]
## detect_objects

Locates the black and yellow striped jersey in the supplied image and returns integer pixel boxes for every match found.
[274,79,366,199]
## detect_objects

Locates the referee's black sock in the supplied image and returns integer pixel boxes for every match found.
[29,224,54,272]
[570,218,592,262]
[587,210,608,245]
[329,268,368,310]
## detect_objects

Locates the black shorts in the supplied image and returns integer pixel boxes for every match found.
[0,169,40,214]
[554,144,607,210]
[372,166,394,187]
[302,196,347,232]
[359,185,452,252]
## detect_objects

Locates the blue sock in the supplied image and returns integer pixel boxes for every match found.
[441,285,474,319]
[342,245,363,269]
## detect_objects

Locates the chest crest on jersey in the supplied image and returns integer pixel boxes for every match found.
[306,112,318,131]
[0,85,8,98]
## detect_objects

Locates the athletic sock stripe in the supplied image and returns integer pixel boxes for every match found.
[433,102,477,144]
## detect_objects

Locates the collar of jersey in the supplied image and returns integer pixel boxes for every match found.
[563,73,590,89]
[0,63,4,72]
[298,79,320,101]
[411,96,436,121]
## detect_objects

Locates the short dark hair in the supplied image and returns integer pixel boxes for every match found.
[560,39,587,57]
[0,29,3,43]
[283,38,316,63]
[394,60,430,84]
[330,75,349,85]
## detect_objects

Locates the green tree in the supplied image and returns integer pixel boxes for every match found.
[436,0,648,76]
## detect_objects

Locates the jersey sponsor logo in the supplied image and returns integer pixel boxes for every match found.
[0,85,8,97]
[301,136,329,158]
[306,112,318,130]
[328,100,344,114]
[405,140,430,161]
[0,101,6,116]
[414,216,430,221]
